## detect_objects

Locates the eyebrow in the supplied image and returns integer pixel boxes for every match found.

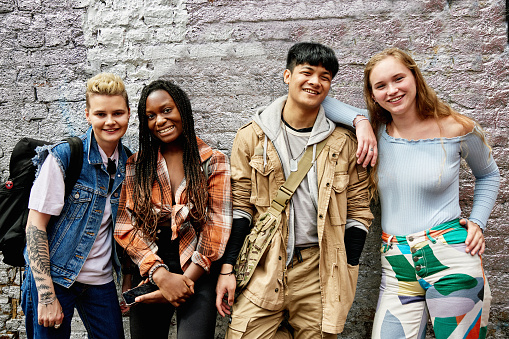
[301,65,332,76]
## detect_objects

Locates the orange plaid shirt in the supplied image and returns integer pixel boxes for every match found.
[114,138,232,276]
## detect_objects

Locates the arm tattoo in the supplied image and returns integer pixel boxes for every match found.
[26,223,51,277]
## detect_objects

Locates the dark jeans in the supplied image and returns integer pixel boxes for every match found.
[22,267,124,339]
[129,228,219,339]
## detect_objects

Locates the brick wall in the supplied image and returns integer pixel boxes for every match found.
[0,0,507,338]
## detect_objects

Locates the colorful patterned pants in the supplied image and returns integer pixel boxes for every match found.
[372,219,491,339]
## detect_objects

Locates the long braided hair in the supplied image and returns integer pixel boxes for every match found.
[131,80,208,242]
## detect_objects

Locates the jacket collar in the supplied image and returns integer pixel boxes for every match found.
[85,126,128,170]
[252,95,335,146]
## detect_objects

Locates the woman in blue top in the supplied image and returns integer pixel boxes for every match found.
[325,48,500,339]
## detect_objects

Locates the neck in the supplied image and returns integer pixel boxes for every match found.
[282,99,319,130]
[161,138,184,155]
[389,113,428,139]
[96,141,117,158]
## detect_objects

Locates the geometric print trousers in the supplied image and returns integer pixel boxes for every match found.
[371,219,491,339]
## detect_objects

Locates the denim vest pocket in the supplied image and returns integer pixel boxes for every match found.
[249,155,274,207]
[63,186,94,220]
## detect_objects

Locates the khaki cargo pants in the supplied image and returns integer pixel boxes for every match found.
[226,246,336,339]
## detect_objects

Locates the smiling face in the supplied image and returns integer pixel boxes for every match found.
[85,94,130,153]
[145,89,183,145]
[369,56,418,118]
[284,63,332,114]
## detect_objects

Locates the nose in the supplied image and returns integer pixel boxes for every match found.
[387,83,398,95]
[308,74,319,86]
[155,113,166,126]
[105,114,115,125]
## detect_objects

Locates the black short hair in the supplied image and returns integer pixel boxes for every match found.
[286,42,339,78]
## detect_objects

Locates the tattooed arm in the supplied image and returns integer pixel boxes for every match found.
[26,210,64,328]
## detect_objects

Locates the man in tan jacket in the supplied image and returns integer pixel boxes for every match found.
[216,42,374,338]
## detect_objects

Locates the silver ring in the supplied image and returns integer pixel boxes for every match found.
[54,324,61,329]
[369,148,374,152]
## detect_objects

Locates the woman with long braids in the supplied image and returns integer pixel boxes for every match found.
[325,48,500,338]
[115,80,232,338]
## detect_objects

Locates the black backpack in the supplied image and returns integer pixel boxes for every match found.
[0,137,83,266]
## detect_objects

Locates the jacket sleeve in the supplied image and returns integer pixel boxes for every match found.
[230,125,256,217]
[192,150,232,271]
[345,134,373,228]
[114,155,162,277]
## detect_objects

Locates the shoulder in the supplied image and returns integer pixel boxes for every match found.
[439,115,475,138]
[234,120,262,146]
[331,125,357,144]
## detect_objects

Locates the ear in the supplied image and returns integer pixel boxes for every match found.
[283,69,291,84]
[85,108,90,123]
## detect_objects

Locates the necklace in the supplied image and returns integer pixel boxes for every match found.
[282,121,307,172]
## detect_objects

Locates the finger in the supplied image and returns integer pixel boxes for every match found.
[370,144,378,167]
[479,241,486,256]
[228,290,235,306]
[186,282,195,295]
[357,143,369,165]
[356,139,366,163]
[362,146,373,168]
[216,292,225,316]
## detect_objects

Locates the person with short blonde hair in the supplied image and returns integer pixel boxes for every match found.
[22,73,131,339]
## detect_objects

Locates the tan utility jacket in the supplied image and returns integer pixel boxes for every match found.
[231,120,373,334]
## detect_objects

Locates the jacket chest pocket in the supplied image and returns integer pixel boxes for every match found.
[329,172,349,226]
[249,156,275,207]
[63,186,94,220]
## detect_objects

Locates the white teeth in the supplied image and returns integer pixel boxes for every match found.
[388,96,403,102]
[304,89,318,95]
[159,126,175,134]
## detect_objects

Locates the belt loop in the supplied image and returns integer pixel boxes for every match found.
[426,230,437,244]
[383,235,394,252]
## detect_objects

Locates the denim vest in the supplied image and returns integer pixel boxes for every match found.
[28,127,129,288]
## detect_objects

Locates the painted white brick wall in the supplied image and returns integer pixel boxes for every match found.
[0,0,507,337]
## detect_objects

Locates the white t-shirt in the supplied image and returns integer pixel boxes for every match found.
[28,145,119,285]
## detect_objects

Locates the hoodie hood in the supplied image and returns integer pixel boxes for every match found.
[252,95,335,147]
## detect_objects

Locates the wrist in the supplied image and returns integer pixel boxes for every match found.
[353,116,369,128]
[149,263,169,285]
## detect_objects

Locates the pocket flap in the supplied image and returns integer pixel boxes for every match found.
[332,173,348,193]
[229,315,250,332]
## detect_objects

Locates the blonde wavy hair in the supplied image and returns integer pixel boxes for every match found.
[363,48,487,201]
[85,73,129,109]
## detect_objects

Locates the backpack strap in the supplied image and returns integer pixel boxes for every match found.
[63,137,84,197]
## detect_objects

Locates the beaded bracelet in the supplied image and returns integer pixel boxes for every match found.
[149,263,169,285]
[353,117,369,128]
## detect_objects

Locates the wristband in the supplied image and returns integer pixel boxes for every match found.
[353,117,369,128]
[149,263,169,285]
[219,271,234,276]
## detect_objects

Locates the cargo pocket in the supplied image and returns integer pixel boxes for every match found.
[330,173,348,226]
[249,156,274,207]
[227,315,250,339]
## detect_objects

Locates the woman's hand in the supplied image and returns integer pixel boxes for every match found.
[119,274,132,314]
[353,117,377,167]
[38,297,64,329]
[151,267,194,307]
[461,218,485,256]
[215,264,236,317]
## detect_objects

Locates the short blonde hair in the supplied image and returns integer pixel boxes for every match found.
[85,73,129,110]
